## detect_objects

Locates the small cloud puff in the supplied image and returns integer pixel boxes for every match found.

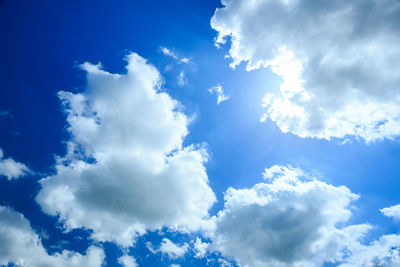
[160,46,190,64]
[147,238,188,259]
[381,204,400,220]
[208,85,229,104]
[161,46,178,60]
[0,148,30,180]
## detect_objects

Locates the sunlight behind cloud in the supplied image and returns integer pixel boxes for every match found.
[211,0,400,142]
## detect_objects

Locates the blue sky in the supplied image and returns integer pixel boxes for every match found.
[1,0,400,266]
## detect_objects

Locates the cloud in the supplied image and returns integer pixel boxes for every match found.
[0,147,30,180]
[0,205,104,267]
[36,53,216,247]
[160,46,190,64]
[339,234,400,267]
[381,204,400,220]
[218,258,234,267]
[117,254,138,267]
[208,85,229,104]
[177,71,187,87]
[180,58,190,64]
[147,238,188,260]
[211,0,400,142]
[161,47,179,60]
[209,165,372,267]
[193,237,209,258]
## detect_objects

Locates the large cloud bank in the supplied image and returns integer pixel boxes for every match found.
[0,206,104,267]
[209,166,400,266]
[36,53,216,246]
[211,0,400,141]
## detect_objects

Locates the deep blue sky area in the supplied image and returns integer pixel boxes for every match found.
[1,0,400,266]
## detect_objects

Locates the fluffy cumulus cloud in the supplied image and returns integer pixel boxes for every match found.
[0,147,30,180]
[209,165,382,266]
[339,234,400,267]
[117,254,138,267]
[381,204,400,220]
[147,238,188,259]
[0,205,104,267]
[36,53,216,246]
[211,0,400,141]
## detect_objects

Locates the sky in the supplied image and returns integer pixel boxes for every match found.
[1,0,400,266]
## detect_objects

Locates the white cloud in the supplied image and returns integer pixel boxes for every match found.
[180,58,190,64]
[217,258,234,267]
[160,46,190,64]
[193,237,209,258]
[211,0,400,142]
[148,238,188,260]
[209,165,372,267]
[0,147,30,180]
[177,71,187,87]
[36,53,216,247]
[169,264,181,267]
[208,85,230,104]
[0,205,104,267]
[117,254,138,267]
[161,47,178,60]
[262,164,302,180]
[381,204,400,220]
[339,234,400,267]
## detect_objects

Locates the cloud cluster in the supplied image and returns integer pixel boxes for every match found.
[36,53,216,246]
[0,147,30,180]
[208,165,400,266]
[0,205,104,267]
[193,237,209,258]
[338,234,400,267]
[211,0,400,141]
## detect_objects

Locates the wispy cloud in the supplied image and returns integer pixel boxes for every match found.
[208,84,229,104]
[177,71,187,87]
[160,46,178,60]
[160,46,190,64]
